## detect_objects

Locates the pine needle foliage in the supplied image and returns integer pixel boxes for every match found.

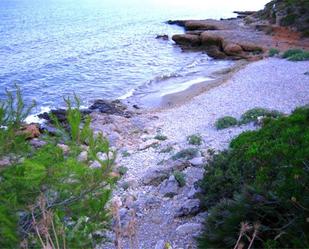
[0,91,116,248]
[198,106,309,248]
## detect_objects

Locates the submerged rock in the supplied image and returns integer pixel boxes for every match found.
[156,34,169,40]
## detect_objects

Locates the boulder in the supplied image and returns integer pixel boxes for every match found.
[89,99,132,117]
[172,34,201,47]
[185,21,219,31]
[155,240,165,249]
[29,138,47,148]
[77,151,88,162]
[19,124,40,139]
[175,199,201,217]
[57,144,70,155]
[176,223,202,236]
[205,45,227,59]
[0,157,11,167]
[240,43,263,52]
[189,157,204,167]
[223,43,243,55]
[200,32,223,47]
[159,175,179,198]
[142,160,190,186]
[156,34,169,40]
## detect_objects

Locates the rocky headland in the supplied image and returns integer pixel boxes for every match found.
[169,1,309,60]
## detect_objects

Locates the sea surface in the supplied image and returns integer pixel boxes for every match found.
[0,0,268,112]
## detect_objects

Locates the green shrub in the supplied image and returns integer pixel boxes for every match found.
[173,171,186,187]
[172,148,199,160]
[215,116,238,130]
[239,107,283,124]
[288,51,309,61]
[122,150,131,157]
[280,14,297,26]
[198,106,309,248]
[0,92,116,248]
[118,166,128,176]
[154,134,168,141]
[282,49,309,61]
[0,86,35,159]
[269,48,280,57]
[159,145,174,154]
[187,134,202,145]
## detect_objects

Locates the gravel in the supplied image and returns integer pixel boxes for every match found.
[155,58,309,150]
[100,58,309,249]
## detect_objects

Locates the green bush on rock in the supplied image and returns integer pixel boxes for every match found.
[198,106,309,249]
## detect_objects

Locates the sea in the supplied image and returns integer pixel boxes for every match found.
[0,0,269,114]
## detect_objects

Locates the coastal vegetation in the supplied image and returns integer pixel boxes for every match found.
[282,49,309,61]
[215,116,238,130]
[198,106,309,248]
[187,134,202,146]
[0,88,116,248]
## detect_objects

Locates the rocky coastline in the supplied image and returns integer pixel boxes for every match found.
[26,4,309,249]
[168,10,309,60]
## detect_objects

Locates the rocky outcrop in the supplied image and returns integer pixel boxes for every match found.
[170,8,309,60]
[172,34,201,47]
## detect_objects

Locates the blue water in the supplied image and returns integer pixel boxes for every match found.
[0,0,268,111]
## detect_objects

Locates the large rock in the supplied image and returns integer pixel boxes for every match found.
[200,32,223,47]
[223,42,243,55]
[19,124,40,139]
[142,160,190,186]
[185,21,219,31]
[89,99,132,117]
[176,223,202,236]
[158,175,179,198]
[175,199,201,217]
[172,34,201,47]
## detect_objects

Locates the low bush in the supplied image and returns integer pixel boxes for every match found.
[172,148,199,160]
[159,145,174,154]
[282,49,309,61]
[117,165,128,176]
[198,106,309,248]
[187,134,202,145]
[215,116,238,130]
[239,107,283,124]
[269,48,280,57]
[154,134,168,141]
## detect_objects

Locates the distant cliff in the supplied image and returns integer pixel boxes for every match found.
[254,0,309,36]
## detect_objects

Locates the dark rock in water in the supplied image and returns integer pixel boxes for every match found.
[38,109,91,123]
[166,20,186,27]
[89,99,132,117]
[156,34,169,40]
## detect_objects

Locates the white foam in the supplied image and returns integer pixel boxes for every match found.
[160,77,212,96]
[25,106,51,124]
[118,89,135,100]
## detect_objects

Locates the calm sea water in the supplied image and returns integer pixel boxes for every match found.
[0,0,268,111]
